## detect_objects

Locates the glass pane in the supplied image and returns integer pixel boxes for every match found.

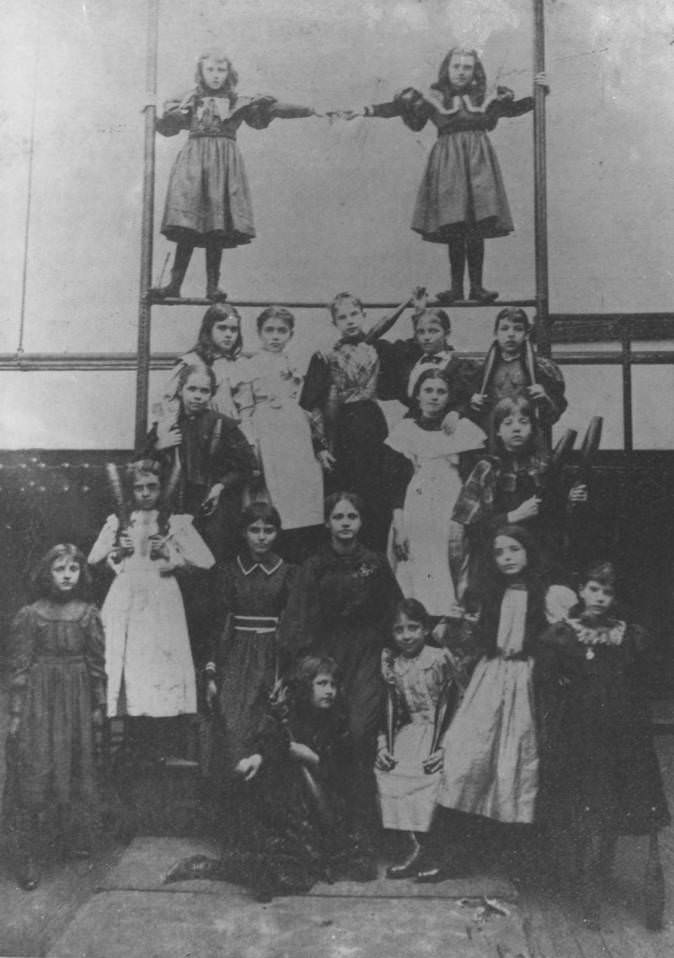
[0,371,139,449]
[553,364,624,451]
[633,365,674,450]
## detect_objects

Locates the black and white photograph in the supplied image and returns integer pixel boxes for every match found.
[1,1,674,955]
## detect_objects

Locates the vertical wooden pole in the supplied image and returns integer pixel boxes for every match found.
[621,322,633,452]
[533,0,550,357]
[135,0,159,448]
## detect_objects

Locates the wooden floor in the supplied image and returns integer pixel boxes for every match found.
[519,735,674,957]
[1,677,674,956]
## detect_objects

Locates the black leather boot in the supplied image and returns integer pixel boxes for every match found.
[466,236,498,303]
[205,239,228,301]
[151,240,194,299]
[437,237,466,304]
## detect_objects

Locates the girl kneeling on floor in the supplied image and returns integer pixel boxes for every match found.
[164,655,376,900]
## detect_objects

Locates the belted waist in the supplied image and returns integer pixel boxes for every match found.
[189,130,237,140]
[232,615,278,634]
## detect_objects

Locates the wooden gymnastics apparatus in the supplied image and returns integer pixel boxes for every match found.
[3,0,674,461]
[131,0,551,447]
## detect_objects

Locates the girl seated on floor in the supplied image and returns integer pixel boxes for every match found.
[164,655,376,900]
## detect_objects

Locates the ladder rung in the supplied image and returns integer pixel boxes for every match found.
[145,296,539,310]
[430,299,537,309]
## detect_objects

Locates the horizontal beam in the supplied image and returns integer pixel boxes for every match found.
[2,349,674,372]
[148,297,538,309]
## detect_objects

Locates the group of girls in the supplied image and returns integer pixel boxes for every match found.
[151,46,543,305]
[4,289,669,934]
[2,43,669,930]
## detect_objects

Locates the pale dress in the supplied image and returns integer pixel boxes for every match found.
[88,510,214,717]
[375,645,455,832]
[238,350,324,529]
[386,416,485,615]
[436,585,576,823]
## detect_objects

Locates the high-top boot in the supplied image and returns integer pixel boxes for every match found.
[437,237,466,304]
[466,236,498,303]
[205,239,228,302]
[151,240,194,299]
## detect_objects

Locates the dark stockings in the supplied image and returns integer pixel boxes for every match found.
[466,236,498,302]
[439,235,498,304]
[152,239,194,299]
[205,237,228,301]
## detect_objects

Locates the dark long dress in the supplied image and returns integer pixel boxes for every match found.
[3,599,106,848]
[147,408,256,561]
[535,615,670,835]
[166,701,375,897]
[300,340,391,550]
[279,542,402,758]
[206,552,295,780]
[146,409,257,666]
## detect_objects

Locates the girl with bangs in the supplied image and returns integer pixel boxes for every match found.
[153,49,318,301]
[452,395,585,590]
[159,303,252,423]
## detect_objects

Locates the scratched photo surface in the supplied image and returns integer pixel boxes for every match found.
[1,2,674,956]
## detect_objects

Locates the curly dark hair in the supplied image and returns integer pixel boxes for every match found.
[31,544,92,601]
[292,655,341,707]
[412,306,451,334]
[393,597,431,630]
[256,306,295,335]
[190,303,243,363]
[431,47,487,108]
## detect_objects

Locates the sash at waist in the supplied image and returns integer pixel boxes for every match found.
[232,615,278,634]
[189,130,237,140]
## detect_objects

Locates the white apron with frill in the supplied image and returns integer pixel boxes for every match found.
[89,511,214,717]
[386,416,485,614]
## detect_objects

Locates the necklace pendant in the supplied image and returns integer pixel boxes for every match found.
[585,649,595,660]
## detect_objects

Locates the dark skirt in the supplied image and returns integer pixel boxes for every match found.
[209,623,279,783]
[161,136,255,247]
[412,130,513,243]
[536,649,670,835]
[333,400,390,551]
